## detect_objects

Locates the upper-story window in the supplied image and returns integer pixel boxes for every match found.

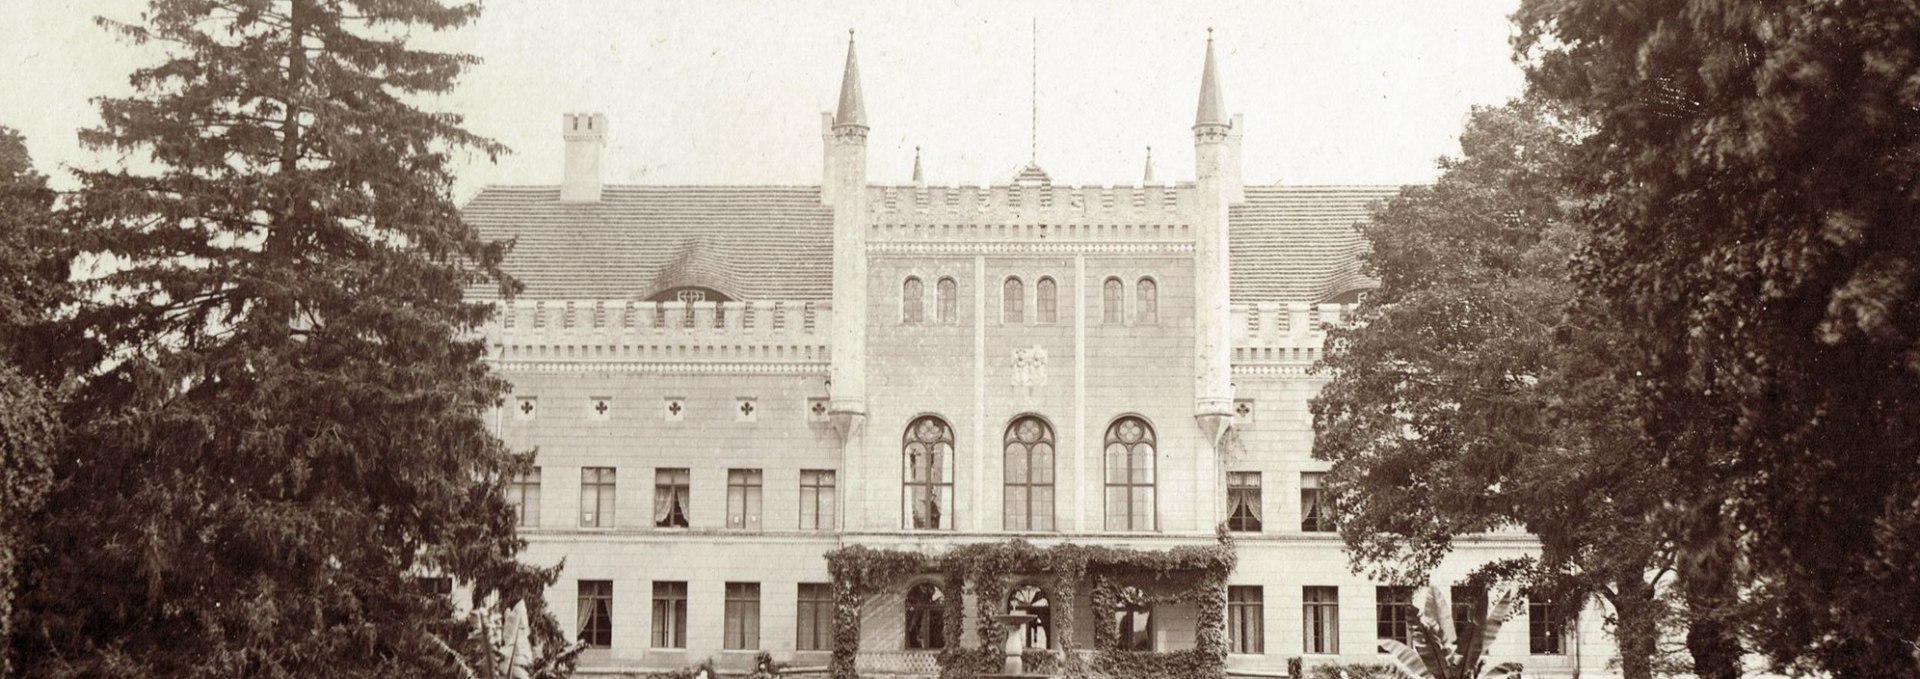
[1104,416,1157,531]
[903,277,925,325]
[1036,277,1058,324]
[1137,278,1159,324]
[1003,277,1024,324]
[1102,277,1124,324]
[937,277,958,324]
[1003,415,1055,531]
[904,416,955,530]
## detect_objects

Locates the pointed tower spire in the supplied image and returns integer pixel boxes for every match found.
[1143,146,1155,184]
[834,30,867,131]
[1194,28,1228,130]
[912,146,924,186]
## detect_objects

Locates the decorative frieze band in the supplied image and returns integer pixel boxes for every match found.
[868,241,1196,256]
[489,360,829,375]
[1230,363,1320,378]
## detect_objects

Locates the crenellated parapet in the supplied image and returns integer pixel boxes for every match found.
[1228,302,1357,372]
[867,184,1195,232]
[484,299,832,370]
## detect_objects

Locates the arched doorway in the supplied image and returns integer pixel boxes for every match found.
[1007,584,1052,649]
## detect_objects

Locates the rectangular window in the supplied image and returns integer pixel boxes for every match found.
[1303,586,1340,654]
[509,468,541,528]
[1377,586,1415,651]
[578,580,613,648]
[1301,472,1333,532]
[800,470,837,530]
[1227,471,1262,532]
[1529,594,1566,655]
[652,581,688,648]
[724,582,762,650]
[1228,586,1265,654]
[797,583,833,651]
[580,467,615,528]
[1452,585,1488,643]
[654,468,689,528]
[727,468,763,530]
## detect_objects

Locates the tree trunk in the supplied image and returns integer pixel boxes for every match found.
[1682,557,1744,679]
[1608,573,1660,679]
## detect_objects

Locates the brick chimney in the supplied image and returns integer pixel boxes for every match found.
[561,113,607,202]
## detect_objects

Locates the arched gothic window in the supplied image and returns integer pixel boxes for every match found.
[903,416,955,530]
[1102,277,1124,324]
[1036,277,1058,324]
[1137,278,1158,324]
[937,277,957,325]
[905,583,948,650]
[903,277,925,325]
[1104,416,1157,531]
[1003,277,1024,324]
[1007,585,1052,649]
[1003,416,1055,531]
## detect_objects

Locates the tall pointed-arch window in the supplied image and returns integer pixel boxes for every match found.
[1104,416,1157,531]
[904,416,955,530]
[1137,278,1158,324]
[1003,277,1025,324]
[905,583,948,650]
[1102,277,1124,324]
[1003,416,1055,531]
[903,277,925,325]
[1036,277,1058,324]
[937,277,958,325]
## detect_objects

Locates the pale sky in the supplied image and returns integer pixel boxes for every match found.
[1,0,1525,202]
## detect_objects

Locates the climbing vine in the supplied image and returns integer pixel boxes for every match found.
[822,530,1236,679]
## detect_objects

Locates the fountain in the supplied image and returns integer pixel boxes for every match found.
[992,612,1040,675]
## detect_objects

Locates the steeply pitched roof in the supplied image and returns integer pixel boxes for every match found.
[1194,34,1228,129]
[464,186,834,301]
[464,184,1399,303]
[834,35,866,129]
[1230,185,1401,303]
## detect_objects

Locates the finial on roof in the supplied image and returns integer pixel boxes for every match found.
[912,146,924,186]
[834,30,867,130]
[1143,146,1155,184]
[1194,29,1228,129]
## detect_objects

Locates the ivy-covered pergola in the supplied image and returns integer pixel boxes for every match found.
[823,532,1237,679]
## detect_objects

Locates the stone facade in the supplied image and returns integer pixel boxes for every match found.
[470,34,1618,679]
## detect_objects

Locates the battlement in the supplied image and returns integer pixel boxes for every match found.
[867,183,1196,234]
[485,299,832,366]
[1228,302,1357,365]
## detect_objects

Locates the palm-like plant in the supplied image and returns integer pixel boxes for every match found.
[1377,586,1525,679]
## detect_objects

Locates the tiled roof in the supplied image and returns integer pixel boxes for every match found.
[464,184,1401,303]
[463,186,834,300]
[1230,185,1401,303]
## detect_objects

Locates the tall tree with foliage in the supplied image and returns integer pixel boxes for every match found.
[0,126,66,679]
[6,2,571,677]
[1515,1,1920,675]
[1310,99,1678,679]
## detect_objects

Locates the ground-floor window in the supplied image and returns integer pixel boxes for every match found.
[1116,586,1153,651]
[1529,594,1567,655]
[652,581,687,648]
[1228,585,1264,654]
[797,583,833,651]
[1377,586,1415,650]
[1303,586,1339,654]
[577,580,613,648]
[906,582,948,650]
[724,582,761,649]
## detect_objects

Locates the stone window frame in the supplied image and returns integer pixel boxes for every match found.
[903,276,925,325]
[1002,413,1057,532]
[1102,414,1158,532]
[903,415,957,531]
